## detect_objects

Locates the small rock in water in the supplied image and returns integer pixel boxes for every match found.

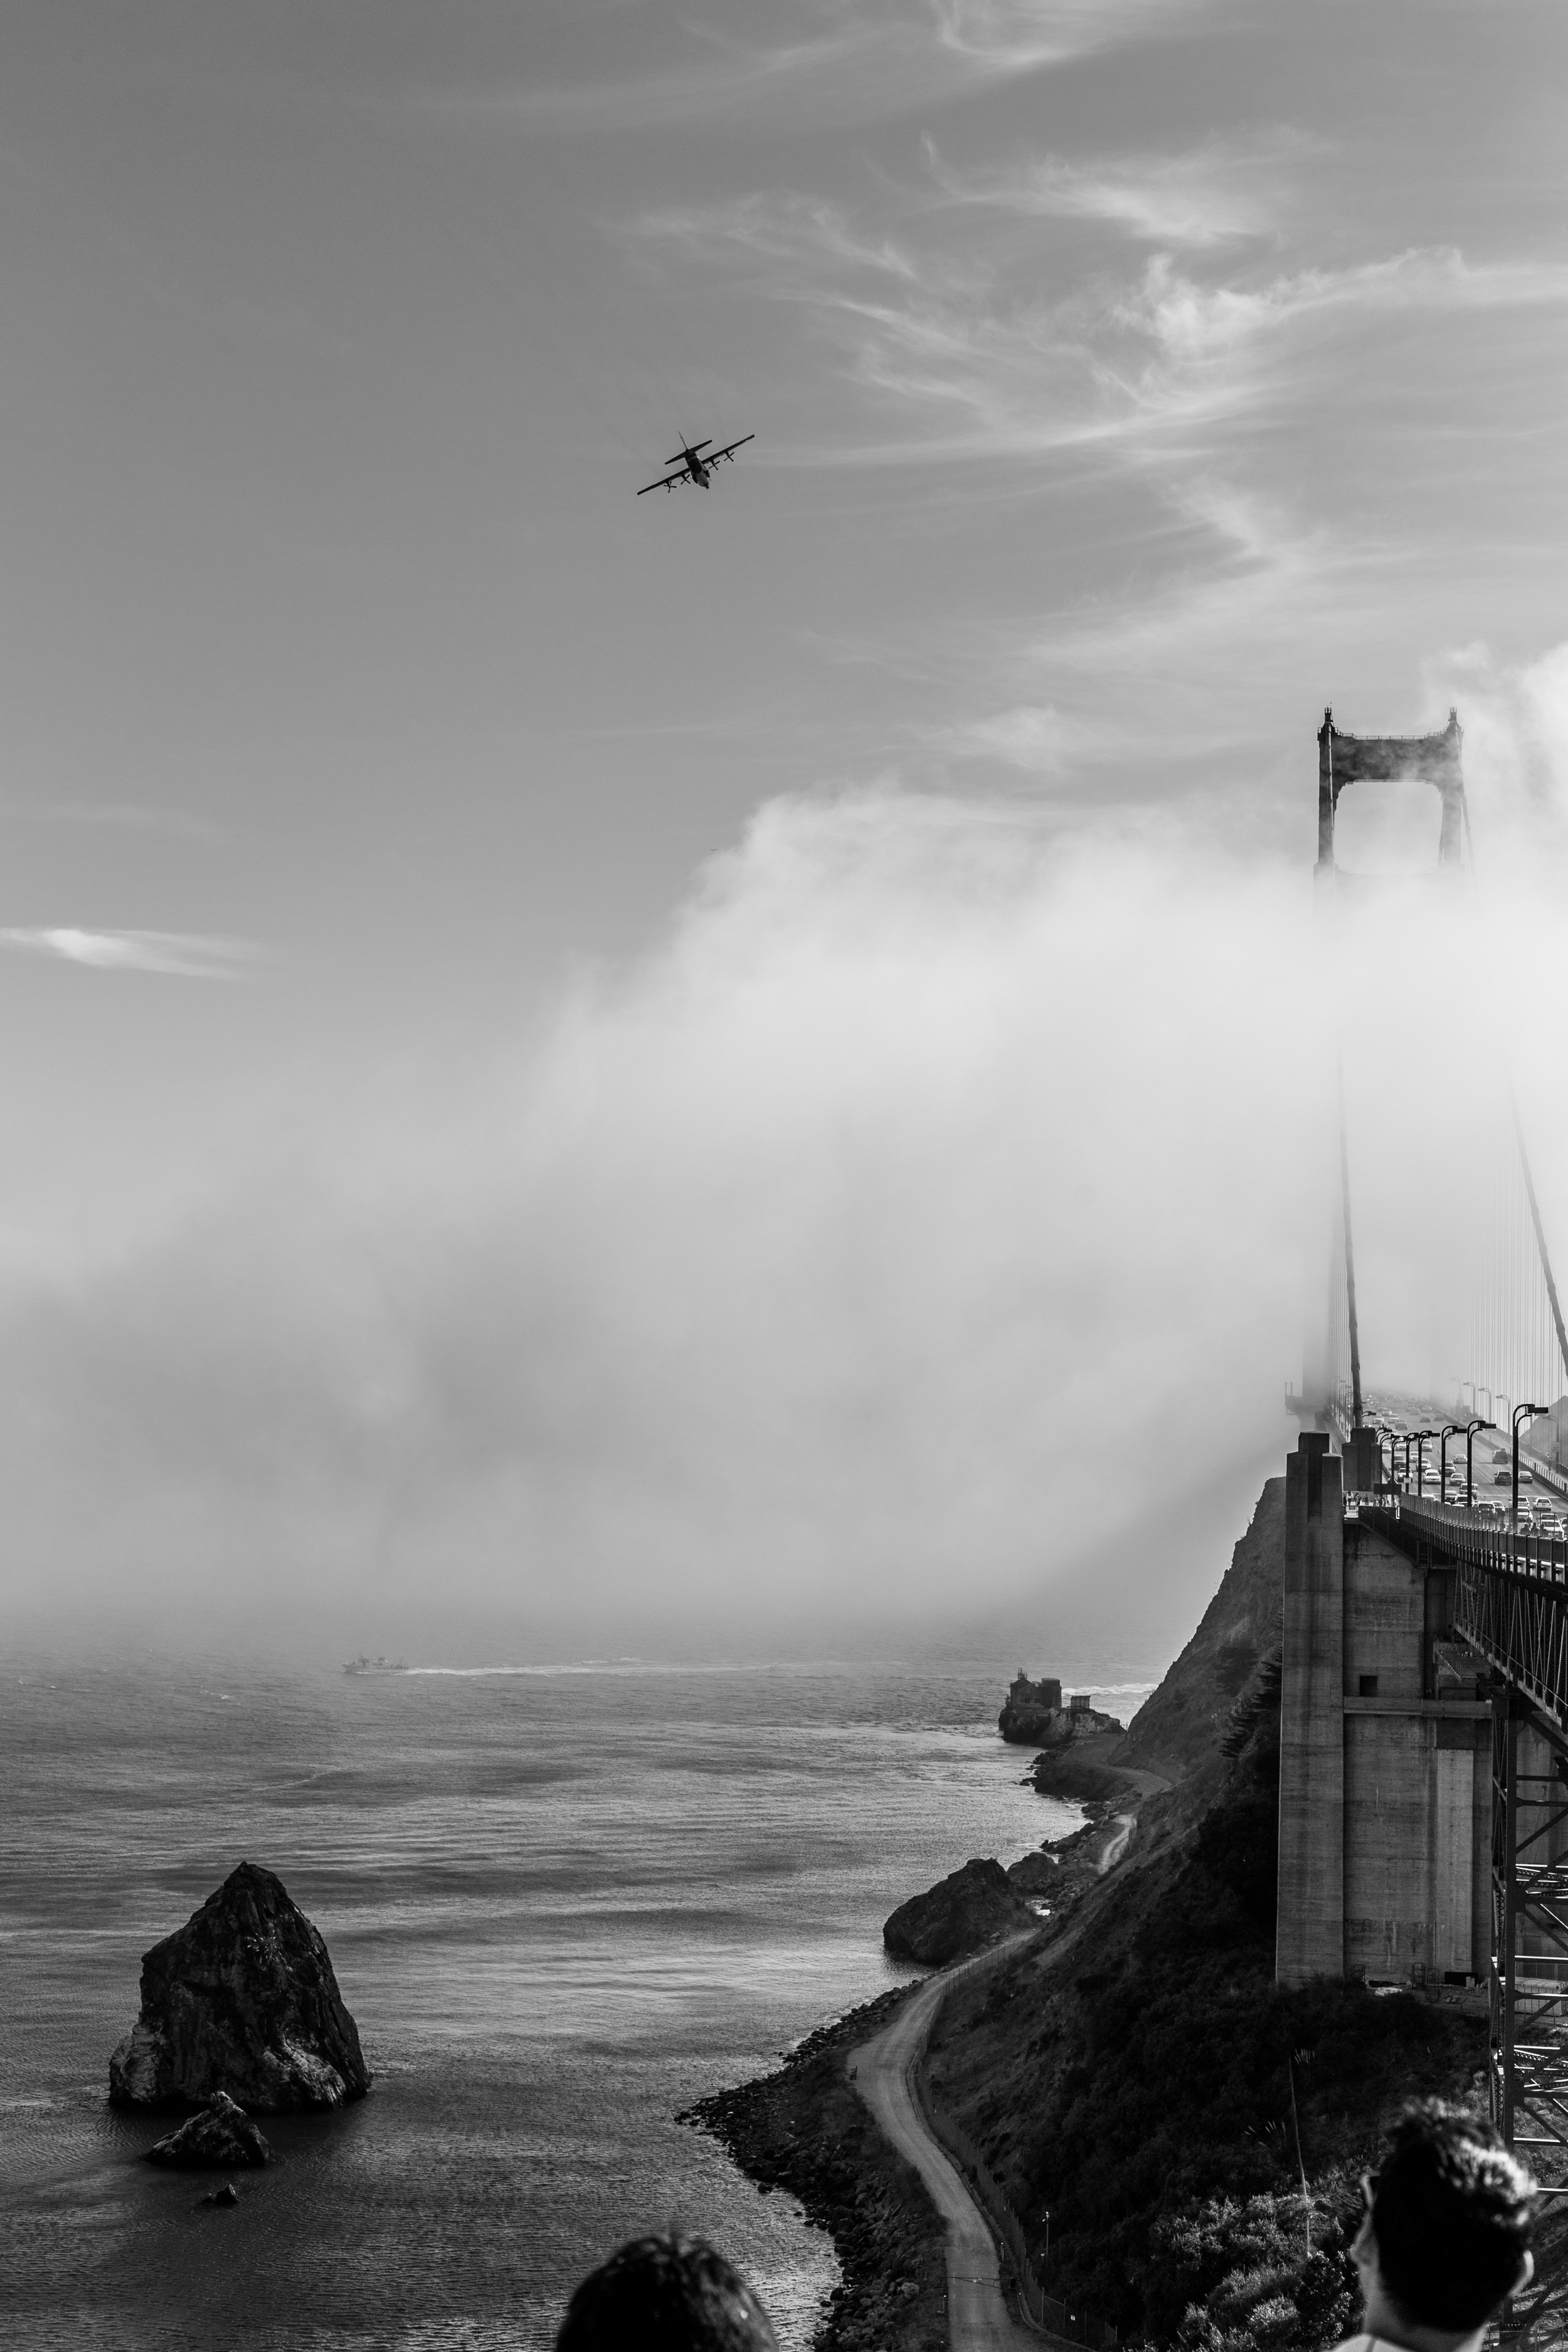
[198,2181,241,2208]
[148,2092,273,2170]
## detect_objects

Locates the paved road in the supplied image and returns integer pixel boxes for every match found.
[852,1942,1042,2352]
[851,1777,1173,2348]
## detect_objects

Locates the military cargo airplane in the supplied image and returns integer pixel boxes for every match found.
[638,435,754,495]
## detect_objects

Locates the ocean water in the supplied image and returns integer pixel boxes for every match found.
[0,1655,1135,2352]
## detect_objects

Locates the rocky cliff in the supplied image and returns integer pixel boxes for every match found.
[882,1857,1036,1966]
[109,1861,370,2112]
[1108,1472,1285,1788]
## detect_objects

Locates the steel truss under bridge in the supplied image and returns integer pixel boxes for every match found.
[1358,1498,1568,2171]
[1492,1693,1568,2163]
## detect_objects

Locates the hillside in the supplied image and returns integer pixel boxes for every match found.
[928,1647,1481,2347]
[1020,1477,1285,1829]
[924,1470,1490,2351]
[1111,1473,1285,1786]
[694,1468,1493,2352]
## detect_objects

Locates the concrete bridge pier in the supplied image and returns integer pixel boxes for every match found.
[1278,1433,1344,1981]
[1276,1431,1492,1992]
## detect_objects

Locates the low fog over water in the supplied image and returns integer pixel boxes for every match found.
[9,691,1568,1667]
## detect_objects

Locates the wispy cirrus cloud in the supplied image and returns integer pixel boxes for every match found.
[936,704,1162,776]
[630,193,919,283]
[0,929,263,980]
[1121,246,1568,367]
[906,246,1568,454]
[926,133,1309,247]
[469,0,1218,134]
[655,207,1568,464]
[930,0,1212,73]
[948,704,1072,770]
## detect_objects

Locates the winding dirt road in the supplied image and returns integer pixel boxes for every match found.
[1096,1815,1135,1873]
[851,1771,1173,2348]
[852,1941,1042,2352]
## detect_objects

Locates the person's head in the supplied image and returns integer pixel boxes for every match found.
[555,2233,780,2352]
[1355,2100,1536,2340]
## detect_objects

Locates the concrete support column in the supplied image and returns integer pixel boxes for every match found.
[1277,1432,1345,1984]
[1345,1425,1379,1496]
[1431,1727,1476,1976]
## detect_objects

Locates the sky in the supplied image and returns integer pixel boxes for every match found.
[4,2,1568,1662]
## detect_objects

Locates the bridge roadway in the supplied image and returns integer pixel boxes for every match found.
[1355,1493,1568,1727]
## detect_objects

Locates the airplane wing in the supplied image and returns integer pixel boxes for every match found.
[637,471,685,495]
[707,435,755,465]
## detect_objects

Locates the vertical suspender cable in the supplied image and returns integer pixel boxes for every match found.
[1337,1053,1364,1426]
[1509,1086,1568,1390]
[1461,781,1566,1400]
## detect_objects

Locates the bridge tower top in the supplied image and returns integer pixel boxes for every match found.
[1316,705,1465,872]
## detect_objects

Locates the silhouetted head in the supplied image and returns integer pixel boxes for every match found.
[554,2233,779,2352]
[1358,2100,1535,2336]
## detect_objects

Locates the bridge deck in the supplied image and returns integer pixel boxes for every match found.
[1356,1494,1568,1730]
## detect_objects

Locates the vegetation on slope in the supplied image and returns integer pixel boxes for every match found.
[930,1641,1485,2349]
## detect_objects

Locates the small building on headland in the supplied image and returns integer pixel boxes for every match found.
[999,1671,1122,1746]
[1009,1671,1061,1714]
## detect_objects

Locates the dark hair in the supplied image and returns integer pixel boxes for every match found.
[555,2233,780,2352]
[1370,2100,1535,2330]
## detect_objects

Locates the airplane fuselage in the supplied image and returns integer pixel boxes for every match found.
[637,432,751,497]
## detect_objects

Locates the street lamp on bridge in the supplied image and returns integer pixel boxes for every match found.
[1513,1403,1549,1525]
[1413,1429,1436,1498]
[1440,1423,1465,1506]
[1465,1417,1496,1510]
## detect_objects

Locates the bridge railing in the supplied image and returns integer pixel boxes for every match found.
[910,2052,1118,2347]
[1356,1493,1568,1586]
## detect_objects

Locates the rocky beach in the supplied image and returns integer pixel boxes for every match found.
[686,1988,947,2352]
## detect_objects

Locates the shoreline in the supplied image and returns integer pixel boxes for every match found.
[682,1723,1177,2350]
[684,1773,1122,2350]
[682,1981,950,2352]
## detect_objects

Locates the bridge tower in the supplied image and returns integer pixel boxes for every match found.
[1281,700,1568,2185]
[1315,706,1466,873]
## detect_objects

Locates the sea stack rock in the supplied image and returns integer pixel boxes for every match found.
[147,2092,273,2169]
[109,1862,370,2112]
[882,1857,1035,1966]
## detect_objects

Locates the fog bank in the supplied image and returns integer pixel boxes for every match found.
[6,718,1568,1662]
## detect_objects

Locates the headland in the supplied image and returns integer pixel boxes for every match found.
[687,1472,1494,2352]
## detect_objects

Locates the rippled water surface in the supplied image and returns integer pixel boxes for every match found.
[0,1656,1091,2352]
